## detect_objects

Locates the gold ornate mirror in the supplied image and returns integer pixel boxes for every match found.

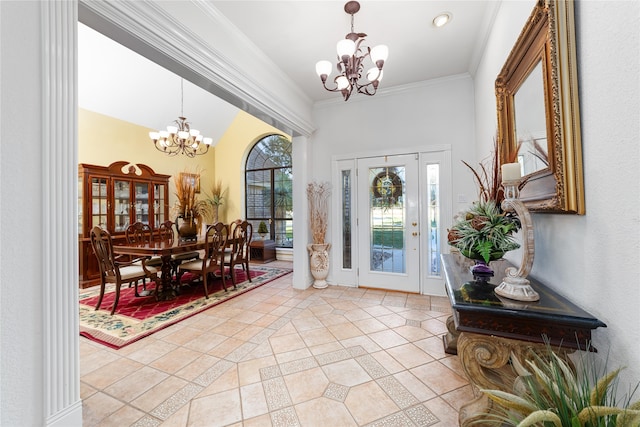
[496,0,584,214]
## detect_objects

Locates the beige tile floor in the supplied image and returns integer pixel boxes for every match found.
[80,261,474,426]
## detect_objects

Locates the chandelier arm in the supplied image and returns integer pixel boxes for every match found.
[320,79,343,93]
[356,82,378,96]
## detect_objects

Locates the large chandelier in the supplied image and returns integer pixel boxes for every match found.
[149,79,213,157]
[315,1,388,101]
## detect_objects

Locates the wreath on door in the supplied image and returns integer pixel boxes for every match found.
[372,168,403,208]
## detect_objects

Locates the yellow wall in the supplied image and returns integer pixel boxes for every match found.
[78,108,289,222]
[213,110,291,222]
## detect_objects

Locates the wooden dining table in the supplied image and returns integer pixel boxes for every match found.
[113,237,207,300]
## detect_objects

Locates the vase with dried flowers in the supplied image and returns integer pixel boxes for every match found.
[306,181,331,289]
[202,180,225,225]
[174,171,210,240]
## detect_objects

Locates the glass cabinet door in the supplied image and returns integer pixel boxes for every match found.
[113,180,131,232]
[134,182,150,225]
[153,183,166,228]
[91,177,109,230]
[78,177,83,235]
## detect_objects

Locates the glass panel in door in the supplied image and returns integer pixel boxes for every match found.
[427,164,441,276]
[341,169,352,269]
[91,177,108,230]
[369,166,406,273]
[134,182,149,225]
[113,180,130,232]
[153,183,165,228]
[78,176,83,235]
[420,150,451,296]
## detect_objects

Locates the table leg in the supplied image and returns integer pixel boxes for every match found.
[456,332,569,426]
[442,315,459,355]
[155,254,176,301]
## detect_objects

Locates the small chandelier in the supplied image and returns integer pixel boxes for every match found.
[149,79,213,157]
[315,1,388,101]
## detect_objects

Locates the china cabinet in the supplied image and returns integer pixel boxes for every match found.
[78,161,170,288]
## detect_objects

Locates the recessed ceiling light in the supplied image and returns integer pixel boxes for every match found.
[433,12,452,28]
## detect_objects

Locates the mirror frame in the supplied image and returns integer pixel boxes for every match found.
[496,0,584,214]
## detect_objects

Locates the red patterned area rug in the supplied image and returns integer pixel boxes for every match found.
[79,265,292,349]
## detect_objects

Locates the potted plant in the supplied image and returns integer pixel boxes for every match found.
[448,200,520,262]
[257,221,269,240]
[174,172,209,240]
[203,180,225,224]
[480,344,640,426]
[449,138,524,282]
[306,181,331,289]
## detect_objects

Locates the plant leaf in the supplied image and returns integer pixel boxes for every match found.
[481,389,538,415]
[511,352,531,377]
[517,410,562,427]
[577,405,627,424]
[590,368,622,405]
[617,409,640,426]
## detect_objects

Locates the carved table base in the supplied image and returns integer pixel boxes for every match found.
[456,332,570,426]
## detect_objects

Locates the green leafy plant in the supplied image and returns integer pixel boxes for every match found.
[204,180,225,207]
[258,221,269,236]
[479,345,640,426]
[447,199,520,263]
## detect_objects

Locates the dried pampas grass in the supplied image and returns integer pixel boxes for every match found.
[307,182,331,244]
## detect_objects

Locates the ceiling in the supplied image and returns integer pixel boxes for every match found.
[78,1,498,143]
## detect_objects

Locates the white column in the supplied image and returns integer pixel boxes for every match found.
[291,135,313,289]
[42,1,82,426]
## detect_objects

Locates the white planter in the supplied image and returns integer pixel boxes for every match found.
[307,243,331,289]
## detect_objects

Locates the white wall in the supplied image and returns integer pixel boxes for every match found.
[311,76,479,286]
[312,74,480,243]
[1,2,49,425]
[474,0,640,393]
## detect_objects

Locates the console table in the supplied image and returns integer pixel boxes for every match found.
[441,253,606,426]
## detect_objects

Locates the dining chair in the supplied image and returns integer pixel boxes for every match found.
[90,226,158,315]
[178,222,229,298]
[225,220,253,285]
[157,220,200,280]
[125,222,159,295]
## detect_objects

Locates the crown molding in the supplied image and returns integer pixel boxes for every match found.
[79,0,315,137]
[313,73,473,109]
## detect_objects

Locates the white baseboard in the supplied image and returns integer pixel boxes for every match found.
[276,248,293,261]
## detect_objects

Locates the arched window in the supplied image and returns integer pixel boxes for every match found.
[245,135,292,248]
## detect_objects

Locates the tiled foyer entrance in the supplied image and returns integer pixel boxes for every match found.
[80,261,473,426]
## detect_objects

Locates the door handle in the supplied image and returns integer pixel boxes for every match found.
[412,222,417,227]
[412,232,418,236]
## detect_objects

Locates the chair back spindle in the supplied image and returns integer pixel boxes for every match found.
[157,220,175,244]
[90,226,120,282]
[125,222,153,245]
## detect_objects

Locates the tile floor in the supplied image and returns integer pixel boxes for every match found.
[80,261,474,426]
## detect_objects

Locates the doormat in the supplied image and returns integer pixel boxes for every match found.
[79,265,292,349]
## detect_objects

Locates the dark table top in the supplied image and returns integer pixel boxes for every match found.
[113,237,207,257]
[442,253,606,348]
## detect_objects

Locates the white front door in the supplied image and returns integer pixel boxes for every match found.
[356,155,420,292]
